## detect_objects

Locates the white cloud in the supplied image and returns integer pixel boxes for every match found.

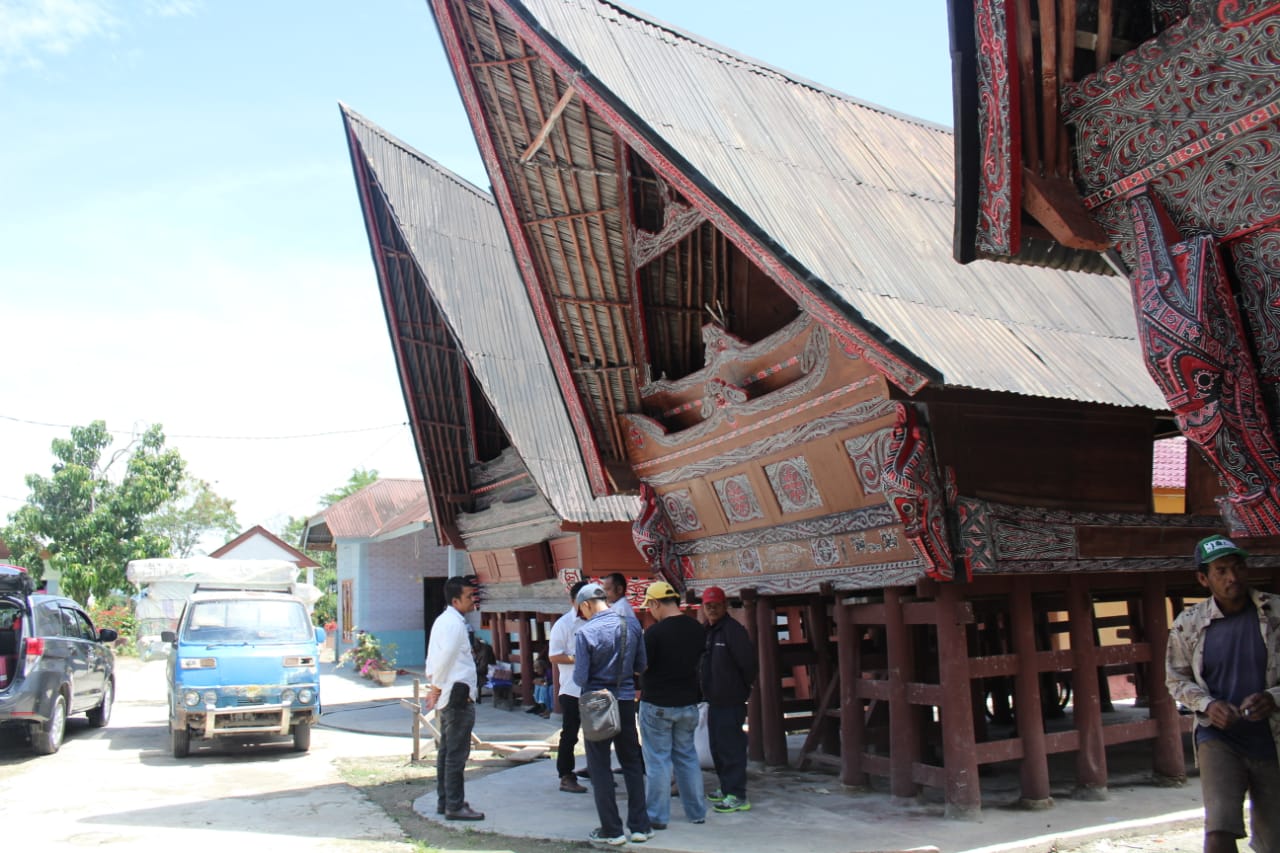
[0,0,118,70]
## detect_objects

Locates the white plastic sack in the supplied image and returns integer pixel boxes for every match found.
[695,701,714,769]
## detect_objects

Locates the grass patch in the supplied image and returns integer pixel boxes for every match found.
[335,752,586,853]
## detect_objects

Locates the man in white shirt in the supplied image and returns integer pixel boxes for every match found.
[425,577,483,821]
[604,572,639,624]
[549,580,588,793]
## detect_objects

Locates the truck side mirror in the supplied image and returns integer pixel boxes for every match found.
[314,627,325,645]
[161,630,177,643]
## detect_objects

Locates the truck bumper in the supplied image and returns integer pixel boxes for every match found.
[175,704,318,738]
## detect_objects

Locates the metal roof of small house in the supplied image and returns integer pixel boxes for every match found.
[341,105,638,528]
[427,0,1167,488]
[304,479,430,548]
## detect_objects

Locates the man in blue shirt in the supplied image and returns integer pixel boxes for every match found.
[1168,535,1280,853]
[574,582,650,846]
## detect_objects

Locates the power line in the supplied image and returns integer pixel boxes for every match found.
[0,414,410,442]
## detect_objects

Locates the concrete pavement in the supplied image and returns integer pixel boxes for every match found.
[315,668,1209,853]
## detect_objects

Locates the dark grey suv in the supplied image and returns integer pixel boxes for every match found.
[0,564,117,754]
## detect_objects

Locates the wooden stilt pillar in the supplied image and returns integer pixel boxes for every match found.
[936,583,981,818]
[1010,578,1052,805]
[742,591,765,762]
[1144,574,1186,783]
[495,613,509,664]
[836,599,867,788]
[1067,577,1107,798]
[517,612,534,706]
[808,597,839,755]
[756,594,788,766]
[885,587,921,799]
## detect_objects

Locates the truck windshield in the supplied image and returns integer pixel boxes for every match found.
[182,599,311,644]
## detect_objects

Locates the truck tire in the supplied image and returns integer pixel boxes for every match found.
[292,723,311,752]
[171,727,190,758]
[32,694,67,755]
[86,679,114,728]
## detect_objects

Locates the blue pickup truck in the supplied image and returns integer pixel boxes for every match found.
[162,589,324,757]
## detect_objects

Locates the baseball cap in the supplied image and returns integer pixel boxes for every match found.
[643,580,679,603]
[702,586,726,604]
[1195,535,1248,568]
[575,582,607,606]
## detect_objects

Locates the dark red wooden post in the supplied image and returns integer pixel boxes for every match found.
[1010,578,1051,805]
[494,612,509,664]
[756,594,788,766]
[517,612,534,706]
[1067,577,1108,798]
[808,597,838,754]
[836,598,867,787]
[1144,574,1186,782]
[936,582,981,817]
[742,590,765,763]
[885,587,920,799]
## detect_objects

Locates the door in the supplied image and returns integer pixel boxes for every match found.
[422,578,447,662]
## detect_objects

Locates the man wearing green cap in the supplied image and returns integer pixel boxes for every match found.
[1167,535,1280,853]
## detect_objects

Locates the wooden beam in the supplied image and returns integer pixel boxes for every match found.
[1021,169,1111,250]
[520,84,576,165]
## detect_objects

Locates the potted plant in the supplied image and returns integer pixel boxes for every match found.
[366,643,398,686]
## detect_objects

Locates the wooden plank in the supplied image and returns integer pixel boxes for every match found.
[1021,169,1111,249]
[520,83,576,164]
[975,737,1025,764]
[1101,719,1159,745]
[968,653,1018,679]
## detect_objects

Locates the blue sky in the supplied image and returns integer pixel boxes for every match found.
[0,0,954,539]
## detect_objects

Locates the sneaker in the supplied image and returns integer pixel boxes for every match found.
[589,828,627,847]
[706,789,725,803]
[691,817,705,824]
[713,794,751,813]
[650,822,667,830]
[630,830,654,843]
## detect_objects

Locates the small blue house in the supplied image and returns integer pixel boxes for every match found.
[300,479,460,668]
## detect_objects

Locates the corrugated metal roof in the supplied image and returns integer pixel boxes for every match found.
[503,0,1167,410]
[342,106,637,525]
[318,478,430,539]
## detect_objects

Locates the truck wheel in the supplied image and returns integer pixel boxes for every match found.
[32,694,67,755]
[87,679,114,728]
[171,727,190,758]
[292,723,311,752]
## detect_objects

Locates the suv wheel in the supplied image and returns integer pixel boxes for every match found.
[86,679,113,728]
[32,693,67,755]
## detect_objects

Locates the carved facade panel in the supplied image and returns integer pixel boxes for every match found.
[713,474,766,524]
[764,456,824,514]
[973,0,1016,255]
[660,488,703,533]
[1230,225,1280,428]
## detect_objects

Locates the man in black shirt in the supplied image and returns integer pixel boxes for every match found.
[701,585,757,814]
[639,580,707,829]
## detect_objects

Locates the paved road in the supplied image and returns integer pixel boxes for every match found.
[0,657,416,852]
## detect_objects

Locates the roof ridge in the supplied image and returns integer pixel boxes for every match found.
[588,0,952,133]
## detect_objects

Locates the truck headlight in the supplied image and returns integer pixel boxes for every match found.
[202,690,218,705]
[182,690,202,707]
[280,688,295,704]
[297,688,315,704]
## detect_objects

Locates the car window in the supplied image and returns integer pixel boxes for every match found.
[36,601,64,636]
[64,608,98,641]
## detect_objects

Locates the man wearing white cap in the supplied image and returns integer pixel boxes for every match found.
[1168,535,1280,853]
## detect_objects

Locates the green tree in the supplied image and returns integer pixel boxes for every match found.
[145,474,239,557]
[2,421,185,604]
[279,468,379,625]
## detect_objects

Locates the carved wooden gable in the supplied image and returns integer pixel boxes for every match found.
[621,313,953,595]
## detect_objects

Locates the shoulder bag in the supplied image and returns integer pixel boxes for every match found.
[580,618,626,741]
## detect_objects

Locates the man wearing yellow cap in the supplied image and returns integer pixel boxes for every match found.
[1167,535,1280,853]
[640,580,707,829]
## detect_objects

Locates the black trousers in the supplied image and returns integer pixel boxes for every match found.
[585,698,648,837]
[556,693,581,778]
[436,684,476,811]
[708,702,748,799]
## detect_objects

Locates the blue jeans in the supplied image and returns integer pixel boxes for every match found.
[640,701,706,824]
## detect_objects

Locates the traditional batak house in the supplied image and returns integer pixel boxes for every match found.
[946,0,1280,537]
[419,0,1280,814]
[340,105,642,705]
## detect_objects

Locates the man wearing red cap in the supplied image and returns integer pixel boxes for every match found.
[1167,535,1280,853]
[699,586,757,813]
